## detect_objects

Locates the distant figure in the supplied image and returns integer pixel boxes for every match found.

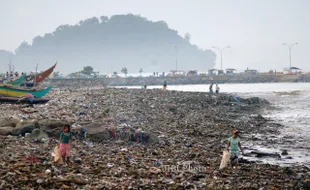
[9,71,13,79]
[15,71,19,77]
[215,84,220,94]
[163,81,167,92]
[209,83,213,93]
[144,82,147,90]
[141,82,147,90]
[3,75,7,84]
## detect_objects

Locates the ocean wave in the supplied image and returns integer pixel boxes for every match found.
[272,90,306,96]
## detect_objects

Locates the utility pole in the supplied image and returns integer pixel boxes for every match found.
[175,45,178,71]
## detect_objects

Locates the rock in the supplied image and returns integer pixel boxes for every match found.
[0,126,14,135]
[285,156,293,159]
[251,151,281,158]
[282,150,289,156]
[283,167,294,175]
[147,132,160,144]
[26,129,49,140]
[39,119,70,137]
[15,119,38,128]
[61,184,70,189]
[38,119,69,128]
[83,123,110,141]
[11,124,37,136]
[0,118,18,127]
[82,123,159,144]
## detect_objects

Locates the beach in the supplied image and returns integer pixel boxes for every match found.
[0,87,310,189]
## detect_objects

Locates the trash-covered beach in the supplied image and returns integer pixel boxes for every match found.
[1,87,310,189]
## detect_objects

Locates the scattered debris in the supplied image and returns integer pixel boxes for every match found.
[0,88,309,189]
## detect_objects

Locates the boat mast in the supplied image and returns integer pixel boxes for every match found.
[34,63,38,87]
[8,58,12,81]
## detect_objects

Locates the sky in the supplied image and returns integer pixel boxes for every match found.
[0,0,309,72]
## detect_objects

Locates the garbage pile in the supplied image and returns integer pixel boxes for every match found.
[0,87,309,189]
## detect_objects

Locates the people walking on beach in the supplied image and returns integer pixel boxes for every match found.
[215,84,220,94]
[141,82,145,89]
[209,83,213,94]
[226,129,244,168]
[141,82,147,90]
[59,124,73,165]
[163,80,167,92]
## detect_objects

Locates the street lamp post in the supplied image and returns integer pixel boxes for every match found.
[175,45,178,71]
[282,43,298,70]
[212,46,231,70]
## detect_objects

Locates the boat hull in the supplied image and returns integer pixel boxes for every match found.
[0,96,50,104]
[22,63,57,85]
[0,86,52,98]
[7,74,26,86]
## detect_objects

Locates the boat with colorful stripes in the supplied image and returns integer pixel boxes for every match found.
[0,85,52,98]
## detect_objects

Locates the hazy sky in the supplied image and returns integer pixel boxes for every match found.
[0,0,309,72]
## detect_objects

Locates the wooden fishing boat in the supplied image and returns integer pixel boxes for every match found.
[0,96,50,104]
[7,74,26,85]
[0,85,52,98]
[23,63,57,85]
[34,63,57,84]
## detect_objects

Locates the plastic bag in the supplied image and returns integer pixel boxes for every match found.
[219,149,231,170]
[54,146,63,164]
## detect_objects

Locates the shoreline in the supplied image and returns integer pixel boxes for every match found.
[46,74,310,88]
[1,88,310,189]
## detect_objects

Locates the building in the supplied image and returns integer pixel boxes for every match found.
[244,69,258,75]
[169,70,186,76]
[208,69,218,76]
[186,70,198,77]
[284,67,302,74]
[225,68,236,74]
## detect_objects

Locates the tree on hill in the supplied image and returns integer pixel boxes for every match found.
[81,66,94,75]
[184,33,191,42]
[53,71,59,77]
[121,67,128,77]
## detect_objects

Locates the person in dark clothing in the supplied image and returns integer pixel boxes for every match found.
[209,83,213,93]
